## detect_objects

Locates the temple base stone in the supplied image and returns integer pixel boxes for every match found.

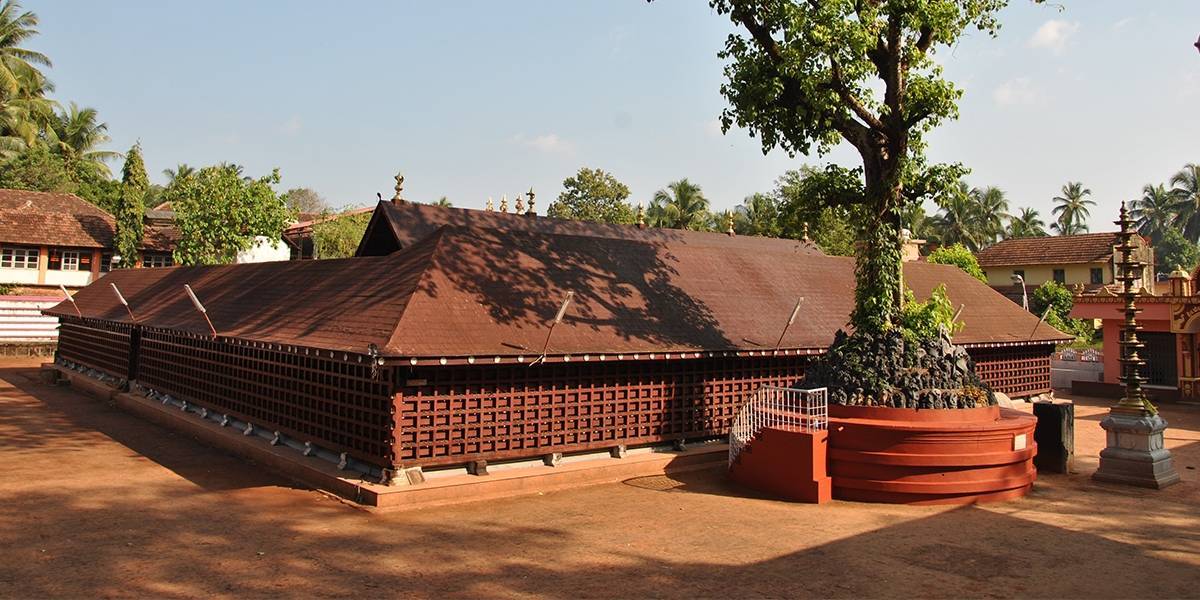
[1093,412,1181,489]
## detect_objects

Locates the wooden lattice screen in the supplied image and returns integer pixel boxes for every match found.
[52,317,1055,472]
[394,356,807,468]
[135,329,397,469]
[56,317,134,380]
[968,345,1054,398]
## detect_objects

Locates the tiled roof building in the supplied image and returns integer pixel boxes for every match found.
[0,189,179,289]
[48,198,1069,476]
[975,232,1154,299]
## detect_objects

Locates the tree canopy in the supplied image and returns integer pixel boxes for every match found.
[281,187,329,214]
[312,210,372,259]
[167,165,291,266]
[712,0,1017,333]
[113,143,147,267]
[547,167,636,224]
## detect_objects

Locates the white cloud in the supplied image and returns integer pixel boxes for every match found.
[280,114,302,135]
[1028,19,1080,54]
[512,133,574,155]
[993,77,1040,107]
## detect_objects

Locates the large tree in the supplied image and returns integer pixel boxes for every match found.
[1130,183,1175,244]
[1007,207,1047,238]
[546,167,636,224]
[733,192,781,237]
[48,102,120,175]
[1050,181,1094,235]
[648,178,711,230]
[713,0,1008,333]
[167,165,291,266]
[1171,163,1200,241]
[113,143,147,267]
[0,0,54,159]
[281,187,329,214]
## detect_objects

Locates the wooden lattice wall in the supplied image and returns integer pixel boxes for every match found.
[53,318,1054,471]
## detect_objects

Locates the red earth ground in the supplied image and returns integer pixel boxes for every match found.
[1,356,1198,599]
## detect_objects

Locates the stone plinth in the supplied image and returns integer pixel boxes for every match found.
[1093,412,1181,489]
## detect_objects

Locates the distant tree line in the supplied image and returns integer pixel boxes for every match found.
[547,162,1200,274]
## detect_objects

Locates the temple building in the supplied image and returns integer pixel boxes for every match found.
[1073,266,1200,401]
[46,195,1069,479]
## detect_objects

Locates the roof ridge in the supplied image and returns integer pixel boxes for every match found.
[382,226,454,354]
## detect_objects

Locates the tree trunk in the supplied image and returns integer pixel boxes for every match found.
[850,173,905,334]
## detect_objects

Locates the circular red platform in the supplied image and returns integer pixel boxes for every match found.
[827,405,1037,505]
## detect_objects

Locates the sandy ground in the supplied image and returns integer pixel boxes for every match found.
[1,356,1198,599]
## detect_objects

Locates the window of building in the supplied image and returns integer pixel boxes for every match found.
[1090,267,1103,284]
[143,254,173,268]
[1,247,38,269]
[1053,269,1065,283]
[100,252,114,273]
[48,249,92,272]
[60,251,80,271]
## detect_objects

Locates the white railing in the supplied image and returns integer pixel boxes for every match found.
[729,386,828,466]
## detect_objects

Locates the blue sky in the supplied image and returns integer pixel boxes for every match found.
[26,1,1200,230]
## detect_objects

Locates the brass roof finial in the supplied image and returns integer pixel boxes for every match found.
[637,203,646,229]
[485,196,494,211]
[802,222,811,242]
[515,193,525,214]
[725,212,735,236]
[392,172,405,204]
[500,194,508,213]
[526,188,536,216]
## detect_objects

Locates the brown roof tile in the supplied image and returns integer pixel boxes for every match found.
[975,233,1122,267]
[48,223,1069,358]
[0,188,178,252]
[0,189,115,248]
[357,200,825,257]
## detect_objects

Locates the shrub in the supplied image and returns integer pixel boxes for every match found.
[927,244,987,282]
[899,284,963,343]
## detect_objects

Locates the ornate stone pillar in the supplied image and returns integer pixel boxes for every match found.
[1093,202,1181,488]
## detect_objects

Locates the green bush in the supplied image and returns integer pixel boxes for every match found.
[927,244,987,282]
[1030,280,1097,345]
[899,284,963,343]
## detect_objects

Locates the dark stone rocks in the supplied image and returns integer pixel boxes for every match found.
[805,328,996,409]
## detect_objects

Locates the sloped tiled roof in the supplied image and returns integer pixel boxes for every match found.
[0,188,178,252]
[975,233,1121,267]
[0,189,115,248]
[356,200,825,257]
[48,223,1070,358]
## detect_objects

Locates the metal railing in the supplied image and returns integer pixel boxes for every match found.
[729,386,828,466]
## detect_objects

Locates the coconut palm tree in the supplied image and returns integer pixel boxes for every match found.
[733,192,779,236]
[1006,207,1047,238]
[971,186,1009,244]
[163,163,196,185]
[900,202,937,244]
[1130,183,1176,243]
[1051,182,1095,235]
[932,181,984,251]
[648,179,710,230]
[47,102,120,174]
[0,1,50,99]
[1170,164,1200,241]
[0,53,52,158]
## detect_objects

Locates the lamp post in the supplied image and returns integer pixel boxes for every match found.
[1092,202,1181,488]
[1011,274,1028,311]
